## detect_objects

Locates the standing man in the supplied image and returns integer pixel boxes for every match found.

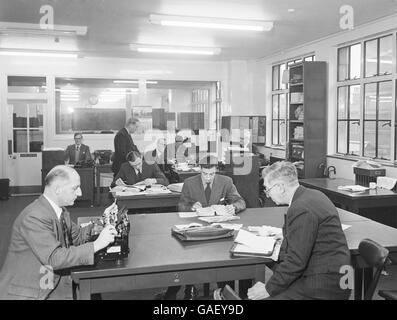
[112,118,140,177]
[248,161,351,300]
[0,165,117,300]
[65,132,92,165]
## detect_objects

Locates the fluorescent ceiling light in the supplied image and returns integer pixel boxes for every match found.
[113,80,158,84]
[0,50,78,58]
[149,14,273,32]
[130,44,221,56]
[0,21,87,37]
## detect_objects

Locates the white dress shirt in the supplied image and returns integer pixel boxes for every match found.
[43,194,62,220]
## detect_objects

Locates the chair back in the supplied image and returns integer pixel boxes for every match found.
[358,239,389,300]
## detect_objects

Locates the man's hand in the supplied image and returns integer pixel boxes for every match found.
[247,281,270,300]
[115,178,126,186]
[93,225,117,252]
[191,202,203,211]
[144,178,157,186]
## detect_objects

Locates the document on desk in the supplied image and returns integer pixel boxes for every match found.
[337,185,369,192]
[233,229,276,256]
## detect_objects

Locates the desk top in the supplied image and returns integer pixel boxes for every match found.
[114,191,181,201]
[72,207,397,280]
[300,178,397,199]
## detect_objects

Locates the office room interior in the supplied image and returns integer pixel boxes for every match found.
[1,0,397,301]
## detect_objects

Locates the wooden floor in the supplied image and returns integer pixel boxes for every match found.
[1,194,396,300]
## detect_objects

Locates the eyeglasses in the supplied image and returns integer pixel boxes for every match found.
[264,183,278,197]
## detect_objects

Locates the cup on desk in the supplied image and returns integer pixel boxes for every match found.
[369,182,377,189]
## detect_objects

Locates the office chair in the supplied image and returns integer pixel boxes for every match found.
[358,239,391,300]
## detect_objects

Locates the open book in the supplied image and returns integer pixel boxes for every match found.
[230,229,277,257]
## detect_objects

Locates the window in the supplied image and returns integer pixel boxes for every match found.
[336,33,395,162]
[271,54,315,147]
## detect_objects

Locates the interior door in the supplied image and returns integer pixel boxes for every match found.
[6,99,44,188]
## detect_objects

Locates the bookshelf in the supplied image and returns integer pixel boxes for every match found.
[221,116,266,145]
[287,61,327,178]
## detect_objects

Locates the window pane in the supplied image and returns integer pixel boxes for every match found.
[28,103,44,128]
[29,130,43,152]
[279,94,287,119]
[12,101,28,128]
[363,121,376,158]
[378,121,391,160]
[378,81,392,120]
[8,76,46,93]
[272,120,279,145]
[337,86,348,119]
[349,121,361,155]
[364,83,377,120]
[337,121,347,154]
[13,129,28,153]
[280,120,286,146]
[272,65,280,90]
[280,63,287,89]
[379,35,392,75]
[365,39,378,77]
[350,44,361,79]
[338,47,349,81]
[350,85,361,119]
[272,95,279,119]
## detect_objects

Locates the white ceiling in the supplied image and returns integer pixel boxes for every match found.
[1,0,397,60]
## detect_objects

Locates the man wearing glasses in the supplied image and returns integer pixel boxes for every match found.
[248,161,351,300]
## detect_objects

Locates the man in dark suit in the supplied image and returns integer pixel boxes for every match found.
[0,165,117,300]
[248,161,352,300]
[64,133,92,165]
[156,155,246,300]
[112,118,140,176]
[112,151,169,187]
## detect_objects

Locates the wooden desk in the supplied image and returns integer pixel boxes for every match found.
[71,207,397,300]
[115,192,181,210]
[300,178,397,214]
[94,164,112,206]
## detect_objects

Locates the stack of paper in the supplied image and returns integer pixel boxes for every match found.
[198,215,240,223]
[196,207,216,217]
[231,229,277,258]
[337,185,369,192]
[168,183,184,193]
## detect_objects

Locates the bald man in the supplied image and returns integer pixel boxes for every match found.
[0,165,117,300]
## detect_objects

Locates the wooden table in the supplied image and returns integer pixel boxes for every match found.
[114,192,181,210]
[300,178,397,214]
[71,207,397,300]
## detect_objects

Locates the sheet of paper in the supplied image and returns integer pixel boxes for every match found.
[337,185,369,192]
[178,212,198,218]
[198,215,240,223]
[248,225,282,237]
[341,224,351,231]
[234,229,276,251]
[210,223,243,230]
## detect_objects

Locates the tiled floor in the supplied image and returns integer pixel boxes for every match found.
[1,194,396,300]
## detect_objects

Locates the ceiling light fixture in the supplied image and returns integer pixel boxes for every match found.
[149,14,273,32]
[0,50,79,58]
[113,80,158,84]
[0,51,78,58]
[0,21,87,37]
[130,44,221,56]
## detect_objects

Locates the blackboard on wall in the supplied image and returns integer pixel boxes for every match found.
[72,108,126,132]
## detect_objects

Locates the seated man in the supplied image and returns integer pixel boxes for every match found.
[65,132,92,165]
[112,150,169,187]
[156,155,246,300]
[0,165,117,300]
[248,161,352,300]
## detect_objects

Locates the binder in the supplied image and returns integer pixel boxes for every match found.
[230,242,276,258]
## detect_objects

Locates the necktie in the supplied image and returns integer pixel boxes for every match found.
[205,183,211,204]
[137,169,143,181]
[60,209,72,248]
[75,145,80,164]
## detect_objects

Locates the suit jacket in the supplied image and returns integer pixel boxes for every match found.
[265,186,351,298]
[64,144,92,165]
[178,174,246,213]
[0,195,94,300]
[112,161,169,187]
[112,127,139,175]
